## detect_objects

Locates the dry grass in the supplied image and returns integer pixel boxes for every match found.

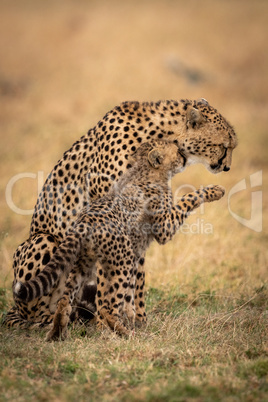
[0,0,267,401]
[1,292,267,401]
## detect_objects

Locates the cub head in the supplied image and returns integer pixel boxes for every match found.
[178,98,237,174]
[131,140,186,176]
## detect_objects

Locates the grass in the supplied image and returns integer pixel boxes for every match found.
[0,0,268,401]
[1,284,267,401]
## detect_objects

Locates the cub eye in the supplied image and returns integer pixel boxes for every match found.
[156,157,161,165]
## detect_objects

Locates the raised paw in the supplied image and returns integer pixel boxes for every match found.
[204,185,225,202]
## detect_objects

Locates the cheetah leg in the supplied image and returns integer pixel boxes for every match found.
[96,263,135,336]
[95,262,109,331]
[175,185,226,218]
[46,267,86,341]
[122,264,137,329]
[46,296,71,341]
[134,257,147,327]
[152,185,225,246]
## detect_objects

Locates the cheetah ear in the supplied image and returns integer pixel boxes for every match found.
[148,148,164,169]
[186,106,205,129]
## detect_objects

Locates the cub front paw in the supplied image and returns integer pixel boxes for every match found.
[205,185,225,201]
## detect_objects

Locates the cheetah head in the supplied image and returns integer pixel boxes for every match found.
[178,99,237,174]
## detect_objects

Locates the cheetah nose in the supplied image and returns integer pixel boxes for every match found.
[223,166,230,172]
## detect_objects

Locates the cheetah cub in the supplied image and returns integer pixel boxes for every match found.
[14,140,225,340]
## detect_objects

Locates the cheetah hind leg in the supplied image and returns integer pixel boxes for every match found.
[46,296,71,341]
[95,262,132,336]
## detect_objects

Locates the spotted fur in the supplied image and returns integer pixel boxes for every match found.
[14,141,225,339]
[4,99,236,329]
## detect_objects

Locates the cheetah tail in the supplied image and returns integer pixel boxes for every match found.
[13,234,81,303]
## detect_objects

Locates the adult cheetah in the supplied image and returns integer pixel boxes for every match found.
[14,140,225,339]
[4,99,237,329]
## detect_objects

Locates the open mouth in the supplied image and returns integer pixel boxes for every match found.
[178,149,187,167]
[210,163,230,172]
[210,148,229,172]
[210,163,221,171]
[173,140,187,168]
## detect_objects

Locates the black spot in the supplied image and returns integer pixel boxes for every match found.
[137,272,142,280]
[28,262,34,270]
[25,273,32,281]
[34,253,41,261]
[42,252,50,266]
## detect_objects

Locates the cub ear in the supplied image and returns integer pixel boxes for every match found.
[148,148,164,169]
[186,106,205,129]
[196,98,209,106]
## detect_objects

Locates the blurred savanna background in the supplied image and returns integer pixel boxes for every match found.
[0,1,267,401]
